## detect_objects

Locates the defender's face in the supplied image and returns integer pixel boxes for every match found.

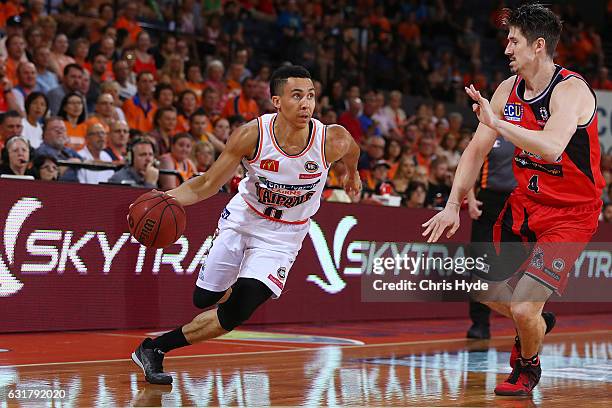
[274,77,315,128]
[505,27,536,74]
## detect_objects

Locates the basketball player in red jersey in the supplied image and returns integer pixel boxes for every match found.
[131,65,362,384]
[423,4,604,396]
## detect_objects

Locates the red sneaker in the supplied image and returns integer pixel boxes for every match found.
[510,336,521,368]
[495,356,542,396]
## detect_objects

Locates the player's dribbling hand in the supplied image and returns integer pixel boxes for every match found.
[465,84,499,130]
[421,205,460,243]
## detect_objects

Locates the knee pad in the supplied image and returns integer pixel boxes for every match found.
[193,286,226,309]
[217,278,273,331]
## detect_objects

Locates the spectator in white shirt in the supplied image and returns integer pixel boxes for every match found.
[77,122,115,184]
[21,92,48,149]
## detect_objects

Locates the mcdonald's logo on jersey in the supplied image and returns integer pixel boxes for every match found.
[260,159,279,172]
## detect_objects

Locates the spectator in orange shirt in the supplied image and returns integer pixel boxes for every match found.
[115,2,143,46]
[189,110,225,153]
[176,90,198,133]
[0,0,25,29]
[5,34,27,86]
[221,77,259,121]
[123,71,156,132]
[593,66,612,90]
[225,62,246,93]
[185,64,206,103]
[58,92,88,151]
[159,132,197,190]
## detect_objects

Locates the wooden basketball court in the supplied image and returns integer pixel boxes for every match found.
[1,313,610,407]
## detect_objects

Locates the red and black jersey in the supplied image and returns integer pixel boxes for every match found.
[502,65,605,207]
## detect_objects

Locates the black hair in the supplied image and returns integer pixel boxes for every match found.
[269,65,311,97]
[24,92,49,117]
[171,132,194,145]
[154,83,174,101]
[58,92,86,124]
[63,63,84,78]
[153,106,176,127]
[0,110,22,124]
[501,3,562,58]
[32,154,58,180]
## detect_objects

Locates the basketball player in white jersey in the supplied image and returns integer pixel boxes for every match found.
[131,65,362,384]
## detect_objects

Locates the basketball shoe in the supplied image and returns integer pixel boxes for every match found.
[132,339,173,385]
[495,355,541,396]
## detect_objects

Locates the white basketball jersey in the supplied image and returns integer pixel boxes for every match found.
[238,113,330,224]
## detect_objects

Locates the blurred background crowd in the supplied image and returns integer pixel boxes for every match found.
[0,0,611,220]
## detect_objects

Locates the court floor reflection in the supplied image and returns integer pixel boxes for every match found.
[2,331,610,407]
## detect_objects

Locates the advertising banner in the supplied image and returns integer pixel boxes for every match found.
[1,180,611,333]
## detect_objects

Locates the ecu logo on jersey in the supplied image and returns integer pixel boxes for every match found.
[504,103,523,122]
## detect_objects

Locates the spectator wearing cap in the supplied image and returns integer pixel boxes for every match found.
[11,62,39,115]
[0,15,25,60]
[33,46,59,94]
[222,76,259,121]
[366,159,394,195]
[77,122,114,184]
[0,110,23,151]
[123,71,157,132]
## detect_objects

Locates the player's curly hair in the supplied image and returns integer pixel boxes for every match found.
[500,3,562,58]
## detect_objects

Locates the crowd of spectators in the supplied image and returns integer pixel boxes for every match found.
[0,0,611,221]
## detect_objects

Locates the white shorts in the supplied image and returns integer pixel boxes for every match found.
[195,196,310,298]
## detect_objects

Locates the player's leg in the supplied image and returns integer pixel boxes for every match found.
[132,227,244,384]
[183,277,273,342]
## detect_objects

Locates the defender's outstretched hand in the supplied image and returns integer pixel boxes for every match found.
[465,84,499,130]
[421,206,461,243]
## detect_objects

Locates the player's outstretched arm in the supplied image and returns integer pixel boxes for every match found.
[422,77,515,243]
[325,124,362,198]
[166,120,258,206]
[466,78,593,162]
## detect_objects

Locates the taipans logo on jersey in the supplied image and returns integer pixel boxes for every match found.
[504,103,523,122]
[260,159,279,172]
[255,183,316,208]
[304,161,319,173]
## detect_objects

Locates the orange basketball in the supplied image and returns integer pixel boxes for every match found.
[127,190,186,248]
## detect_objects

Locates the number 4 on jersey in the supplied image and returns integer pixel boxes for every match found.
[528,175,539,193]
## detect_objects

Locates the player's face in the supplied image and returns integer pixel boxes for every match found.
[274,77,315,128]
[505,26,536,74]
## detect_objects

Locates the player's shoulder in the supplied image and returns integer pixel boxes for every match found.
[553,74,592,97]
[324,123,351,139]
[225,118,260,155]
[495,75,518,95]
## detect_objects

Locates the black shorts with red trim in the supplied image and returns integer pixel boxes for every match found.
[471,192,600,294]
